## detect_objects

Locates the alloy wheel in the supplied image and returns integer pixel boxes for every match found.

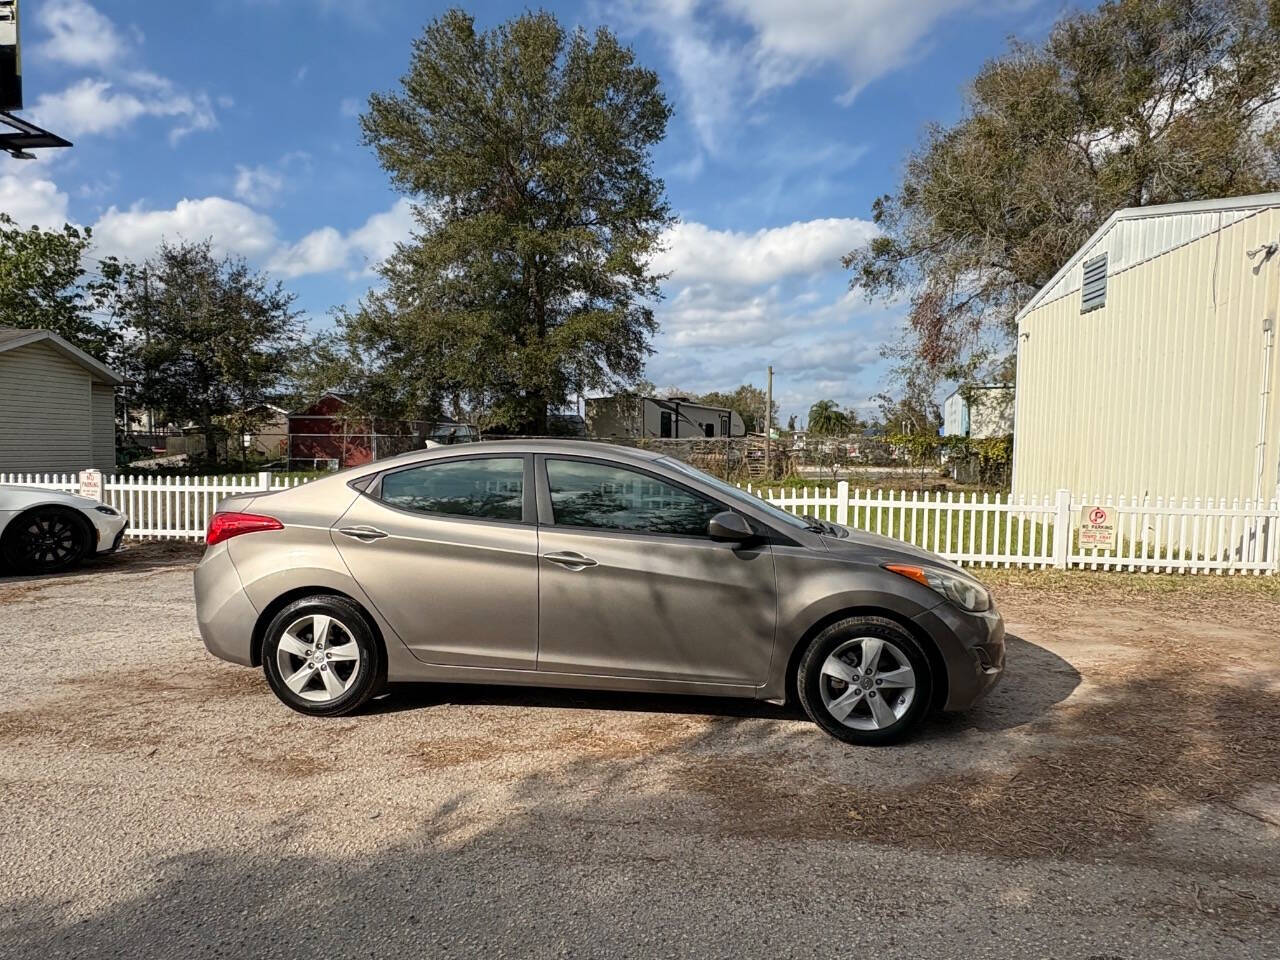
[818,636,917,731]
[16,510,84,570]
[275,613,363,703]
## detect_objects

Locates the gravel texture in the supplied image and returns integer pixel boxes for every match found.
[2,543,1278,959]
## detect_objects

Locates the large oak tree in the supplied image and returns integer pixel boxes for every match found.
[328,10,674,433]
[847,0,1280,384]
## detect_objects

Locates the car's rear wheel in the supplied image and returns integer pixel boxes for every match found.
[262,596,383,717]
[0,506,91,574]
[796,616,933,745]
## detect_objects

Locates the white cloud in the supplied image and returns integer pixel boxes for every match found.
[28,3,219,145]
[269,226,348,277]
[91,197,280,262]
[0,174,71,229]
[721,0,981,102]
[641,216,892,413]
[339,97,362,118]
[616,0,1005,150]
[654,217,877,287]
[35,0,130,68]
[233,164,287,207]
[270,199,414,277]
[31,78,215,144]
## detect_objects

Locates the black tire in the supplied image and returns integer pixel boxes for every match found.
[796,616,934,746]
[0,506,92,575]
[262,596,384,717]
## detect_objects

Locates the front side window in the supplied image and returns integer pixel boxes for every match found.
[545,459,721,536]
[380,457,524,521]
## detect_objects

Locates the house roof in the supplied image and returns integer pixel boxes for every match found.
[0,328,125,386]
[1017,191,1280,322]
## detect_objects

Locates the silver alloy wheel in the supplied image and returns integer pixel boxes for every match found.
[818,636,917,731]
[275,613,362,703]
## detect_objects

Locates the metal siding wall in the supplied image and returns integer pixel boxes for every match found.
[1013,208,1280,502]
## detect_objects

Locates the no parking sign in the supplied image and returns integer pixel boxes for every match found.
[1079,504,1117,550]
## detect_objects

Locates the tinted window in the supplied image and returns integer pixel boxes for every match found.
[546,459,720,536]
[380,458,524,521]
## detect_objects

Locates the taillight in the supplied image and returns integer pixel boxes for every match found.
[206,512,283,546]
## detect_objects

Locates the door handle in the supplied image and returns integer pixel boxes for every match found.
[543,551,598,570]
[338,525,389,542]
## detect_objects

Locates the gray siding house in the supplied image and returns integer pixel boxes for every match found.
[0,328,124,472]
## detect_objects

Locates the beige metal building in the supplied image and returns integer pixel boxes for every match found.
[0,328,123,473]
[1013,193,1280,505]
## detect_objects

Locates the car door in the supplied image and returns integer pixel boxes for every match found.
[534,455,777,685]
[332,453,538,669]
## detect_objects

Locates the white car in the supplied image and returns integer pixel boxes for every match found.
[0,485,128,574]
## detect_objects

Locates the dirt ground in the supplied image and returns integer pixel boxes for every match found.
[1,543,1278,959]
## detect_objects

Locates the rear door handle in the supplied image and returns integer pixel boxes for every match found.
[338,525,389,542]
[543,551,598,570]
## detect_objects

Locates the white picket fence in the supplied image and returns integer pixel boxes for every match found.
[744,482,1279,575]
[0,472,308,540]
[3,472,1278,575]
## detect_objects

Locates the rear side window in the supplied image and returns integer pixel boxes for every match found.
[545,459,720,536]
[380,458,524,521]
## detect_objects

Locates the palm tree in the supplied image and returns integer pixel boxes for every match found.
[807,399,851,436]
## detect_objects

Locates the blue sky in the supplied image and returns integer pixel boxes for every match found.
[4,0,1071,423]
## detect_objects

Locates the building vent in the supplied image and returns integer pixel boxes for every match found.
[1081,253,1107,313]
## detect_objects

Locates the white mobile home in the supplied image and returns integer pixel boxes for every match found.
[586,395,746,439]
[1013,193,1280,504]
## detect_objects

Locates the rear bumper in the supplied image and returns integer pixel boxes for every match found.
[913,602,1005,711]
[194,543,259,666]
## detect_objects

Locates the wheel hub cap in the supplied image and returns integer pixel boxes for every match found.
[818,636,917,731]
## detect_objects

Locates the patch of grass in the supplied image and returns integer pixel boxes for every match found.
[978,566,1280,598]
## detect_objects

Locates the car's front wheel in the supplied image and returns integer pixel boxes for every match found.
[796,616,933,745]
[262,596,383,717]
[0,506,91,574]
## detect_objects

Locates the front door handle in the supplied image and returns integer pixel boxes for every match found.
[338,525,389,542]
[543,551,598,570]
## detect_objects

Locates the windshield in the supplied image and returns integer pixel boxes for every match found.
[658,457,814,531]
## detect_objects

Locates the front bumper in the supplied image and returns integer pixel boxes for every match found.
[90,511,129,554]
[913,601,1005,711]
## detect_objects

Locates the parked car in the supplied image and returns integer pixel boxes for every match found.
[0,486,128,574]
[194,440,1004,744]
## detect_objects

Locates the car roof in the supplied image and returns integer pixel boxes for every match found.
[351,438,665,473]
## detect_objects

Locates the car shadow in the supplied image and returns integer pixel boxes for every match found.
[922,633,1081,736]
[365,632,1080,737]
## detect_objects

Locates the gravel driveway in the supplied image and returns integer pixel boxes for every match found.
[2,543,1278,958]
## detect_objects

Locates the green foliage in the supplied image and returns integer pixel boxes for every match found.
[322,9,673,432]
[117,241,302,463]
[847,0,1280,381]
[807,399,854,436]
[697,384,776,433]
[0,213,123,362]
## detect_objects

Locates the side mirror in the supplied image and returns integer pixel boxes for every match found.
[708,510,754,543]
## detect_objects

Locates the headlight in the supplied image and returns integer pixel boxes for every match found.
[94,505,119,516]
[884,563,991,613]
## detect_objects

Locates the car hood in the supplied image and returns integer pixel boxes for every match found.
[819,525,965,572]
[0,485,101,510]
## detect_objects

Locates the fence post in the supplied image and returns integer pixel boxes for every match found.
[257,470,273,491]
[1053,488,1071,569]
[836,480,849,526]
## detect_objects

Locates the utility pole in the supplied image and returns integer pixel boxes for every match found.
[764,365,773,479]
